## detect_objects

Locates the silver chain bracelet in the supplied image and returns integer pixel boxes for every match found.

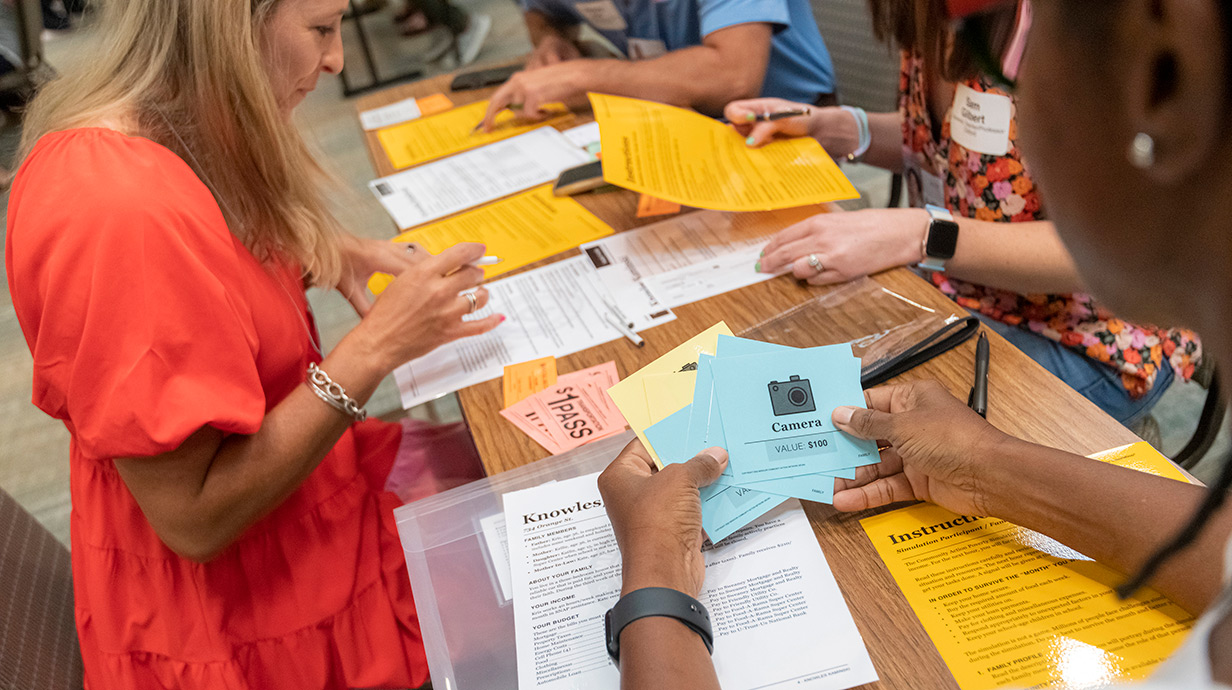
[306,363,368,422]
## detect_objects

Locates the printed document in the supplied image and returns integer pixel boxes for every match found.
[369,128,590,229]
[860,442,1194,690]
[393,257,673,409]
[377,99,574,169]
[580,207,819,308]
[590,93,859,211]
[504,472,878,690]
[367,185,615,294]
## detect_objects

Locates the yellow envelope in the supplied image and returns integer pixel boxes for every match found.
[606,322,734,467]
[377,99,574,170]
[590,93,859,212]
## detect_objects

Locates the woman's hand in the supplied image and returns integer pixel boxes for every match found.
[350,242,504,370]
[757,208,929,285]
[335,233,429,316]
[830,381,1017,517]
[599,440,729,597]
[724,98,860,154]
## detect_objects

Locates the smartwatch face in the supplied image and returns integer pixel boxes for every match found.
[926,219,960,259]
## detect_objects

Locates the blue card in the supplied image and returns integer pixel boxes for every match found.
[644,406,785,544]
[710,344,879,482]
[685,355,843,503]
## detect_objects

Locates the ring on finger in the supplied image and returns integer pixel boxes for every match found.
[465,291,479,314]
[807,253,824,274]
[405,244,416,255]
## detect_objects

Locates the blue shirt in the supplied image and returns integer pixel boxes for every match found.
[523,0,836,104]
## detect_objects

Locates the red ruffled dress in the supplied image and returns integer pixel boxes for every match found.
[6,128,429,689]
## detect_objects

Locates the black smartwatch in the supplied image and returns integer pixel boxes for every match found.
[605,587,714,662]
[919,204,959,272]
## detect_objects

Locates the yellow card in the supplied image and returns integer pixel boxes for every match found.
[503,357,558,408]
[367,185,616,295]
[636,194,682,218]
[606,322,734,467]
[590,93,859,211]
[415,93,454,116]
[860,442,1194,690]
[642,372,697,421]
[378,100,574,170]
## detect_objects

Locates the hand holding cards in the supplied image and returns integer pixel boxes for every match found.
[609,324,881,544]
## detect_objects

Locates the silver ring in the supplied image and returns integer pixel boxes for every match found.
[465,291,478,314]
[807,254,824,274]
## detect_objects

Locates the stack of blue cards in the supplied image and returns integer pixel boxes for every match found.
[643,335,880,543]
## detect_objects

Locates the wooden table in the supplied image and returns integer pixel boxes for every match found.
[356,63,1140,690]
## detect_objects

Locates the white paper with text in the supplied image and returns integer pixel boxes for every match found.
[393,257,673,409]
[503,472,878,690]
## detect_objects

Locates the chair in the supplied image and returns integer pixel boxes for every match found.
[810,0,904,206]
[0,487,84,690]
[1173,362,1226,470]
[340,0,424,98]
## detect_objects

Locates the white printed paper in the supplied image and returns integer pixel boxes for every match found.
[503,472,878,690]
[562,121,601,150]
[369,128,590,229]
[478,512,515,603]
[393,257,674,409]
[581,207,814,308]
[359,97,422,130]
[949,83,1013,156]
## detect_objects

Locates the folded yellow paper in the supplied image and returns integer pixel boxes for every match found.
[503,357,558,408]
[590,93,859,212]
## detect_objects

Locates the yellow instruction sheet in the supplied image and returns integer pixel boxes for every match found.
[367,185,615,294]
[606,322,733,467]
[589,93,859,211]
[378,100,574,170]
[860,442,1195,690]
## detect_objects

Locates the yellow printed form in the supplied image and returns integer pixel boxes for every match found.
[860,442,1195,690]
[589,93,859,211]
[606,322,733,467]
[367,185,615,295]
[377,100,574,170]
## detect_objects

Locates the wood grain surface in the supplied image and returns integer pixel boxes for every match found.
[356,62,1141,690]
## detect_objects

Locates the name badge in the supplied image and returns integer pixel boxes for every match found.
[626,37,667,60]
[573,0,627,31]
[949,83,1013,156]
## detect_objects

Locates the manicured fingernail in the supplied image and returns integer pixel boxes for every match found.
[499,315,507,323]
[754,262,762,272]
[745,136,756,146]
[759,250,765,257]
[744,113,755,122]
[832,406,855,425]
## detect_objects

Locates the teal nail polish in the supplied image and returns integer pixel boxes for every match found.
[746,136,756,146]
[759,250,765,257]
[754,262,762,272]
[744,113,755,122]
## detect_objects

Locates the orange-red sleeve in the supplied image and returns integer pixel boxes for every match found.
[8,130,267,459]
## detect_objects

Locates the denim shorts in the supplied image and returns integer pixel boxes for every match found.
[973,313,1173,427]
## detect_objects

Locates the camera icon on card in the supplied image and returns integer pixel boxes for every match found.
[768,375,815,416]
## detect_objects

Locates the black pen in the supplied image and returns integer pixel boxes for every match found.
[968,332,989,418]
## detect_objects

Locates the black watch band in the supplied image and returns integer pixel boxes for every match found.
[605,587,714,662]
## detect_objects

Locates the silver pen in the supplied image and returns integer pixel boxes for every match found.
[604,312,645,348]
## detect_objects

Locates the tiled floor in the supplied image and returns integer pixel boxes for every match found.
[0,5,1225,547]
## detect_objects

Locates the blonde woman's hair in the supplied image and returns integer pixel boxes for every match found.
[18,0,343,286]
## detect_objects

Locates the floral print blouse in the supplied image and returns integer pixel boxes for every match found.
[898,51,1200,397]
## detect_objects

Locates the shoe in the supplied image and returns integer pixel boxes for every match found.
[455,13,491,67]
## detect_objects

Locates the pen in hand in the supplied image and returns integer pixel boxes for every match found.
[744,108,812,122]
[968,332,989,418]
